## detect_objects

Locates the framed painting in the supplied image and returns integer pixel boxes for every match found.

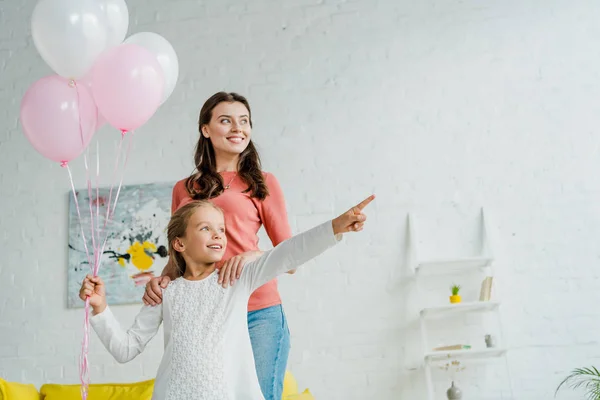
[67,182,173,308]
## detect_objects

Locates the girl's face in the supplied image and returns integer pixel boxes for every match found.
[201,101,252,157]
[177,206,227,265]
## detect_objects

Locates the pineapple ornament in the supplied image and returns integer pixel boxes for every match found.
[450,284,461,304]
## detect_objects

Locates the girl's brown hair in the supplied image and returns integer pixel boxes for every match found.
[185,91,269,201]
[167,200,223,276]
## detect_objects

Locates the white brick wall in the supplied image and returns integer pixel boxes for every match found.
[2,0,600,399]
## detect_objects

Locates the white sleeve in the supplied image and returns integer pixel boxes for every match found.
[240,220,342,292]
[90,303,163,363]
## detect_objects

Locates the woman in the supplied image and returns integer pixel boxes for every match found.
[143,92,294,400]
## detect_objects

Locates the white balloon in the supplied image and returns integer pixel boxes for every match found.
[98,0,129,48]
[31,0,108,79]
[125,32,179,104]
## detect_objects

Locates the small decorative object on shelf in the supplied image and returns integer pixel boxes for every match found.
[433,344,471,352]
[450,284,461,303]
[485,334,495,348]
[479,276,493,301]
[440,360,466,398]
[446,381,463,400]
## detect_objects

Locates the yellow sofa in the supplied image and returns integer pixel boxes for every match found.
[0,371,314,400]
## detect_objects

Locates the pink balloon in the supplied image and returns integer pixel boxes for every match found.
[97,110,107,128]
[91,43,165,132]
[79,74,107,130]
[20,75,97,164]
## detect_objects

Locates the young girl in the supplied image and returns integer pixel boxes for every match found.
[143,92,295,400]
[80,195,374,400]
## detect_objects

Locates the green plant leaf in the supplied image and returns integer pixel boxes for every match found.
[555,366,600,400]
[450,284,461,295]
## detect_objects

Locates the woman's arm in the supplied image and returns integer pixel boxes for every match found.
[143,259,175,305]
[91,303,163,363]
[256,172,296,274]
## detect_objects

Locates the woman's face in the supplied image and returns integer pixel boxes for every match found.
[201,101,252,157]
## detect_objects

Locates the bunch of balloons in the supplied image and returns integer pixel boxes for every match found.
[19,2,180,398]
[20,0,179,165]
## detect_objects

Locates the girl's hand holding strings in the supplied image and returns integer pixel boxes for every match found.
[79,274,107,314]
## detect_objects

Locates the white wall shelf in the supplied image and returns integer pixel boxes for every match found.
[415,256,493,276]
[424,347,507,363]
[408,208,514,400]
[420,300,500,319]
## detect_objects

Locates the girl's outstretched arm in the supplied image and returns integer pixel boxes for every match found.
[240,194,374,292]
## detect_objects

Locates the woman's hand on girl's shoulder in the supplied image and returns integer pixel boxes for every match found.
[143,276,171,306]
[218,251,264,288]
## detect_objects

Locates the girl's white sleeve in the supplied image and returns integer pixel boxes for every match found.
[240,220,342,292]
[90,303,163,363]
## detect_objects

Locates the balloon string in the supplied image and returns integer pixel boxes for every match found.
[64,162,91,400]
[79,298,91,400]
[96,133,124,246]
[83,153,97,270]
[97,131,133,269]
[72,80,87,149]
[96,140,100,246]
[65,164,92,273]
[75,79,98,399]
[95,131,126,268]
[79,131,133,400]
[111,131,132,218]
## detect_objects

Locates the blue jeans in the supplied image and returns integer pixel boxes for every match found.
[248,305,291,400]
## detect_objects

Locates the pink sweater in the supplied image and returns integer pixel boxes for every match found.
[171,171,292,312]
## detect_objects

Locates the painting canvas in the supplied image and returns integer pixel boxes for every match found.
[67,182,173,308]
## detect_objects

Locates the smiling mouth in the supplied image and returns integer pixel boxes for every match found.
[207,244,223,250]
[227,136,244,144]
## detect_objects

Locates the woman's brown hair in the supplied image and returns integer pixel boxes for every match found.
[167,200,223,275]
[185,92,269,201]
